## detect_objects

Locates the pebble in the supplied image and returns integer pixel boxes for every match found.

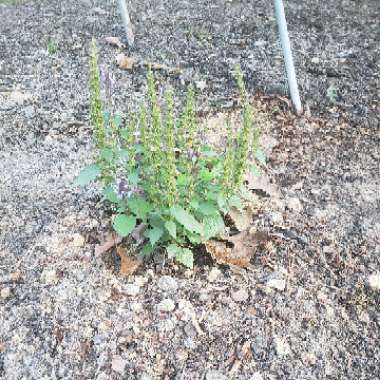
[111,355,127,374]
[158,276,178,293]
[368,273,380,291]
[274,337,291,356]
[41,269,59,285]
[205,370,227,380]
[124,284,140,297]
[287,197,303,213]
[71,233,85,247]
[251,372,264,380]
[158,298,176,312]
[267,278,286,291]
[208,267,221,283]
[1,287,11,300]
[231,288,249,302]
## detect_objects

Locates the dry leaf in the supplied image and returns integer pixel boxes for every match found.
[116,53,137,70]
[105,36,125,49]
[94,233,122,256]
[228,207,253,231]
[117,246,141,277]
[205,230,269,268]
[245,172,280,198]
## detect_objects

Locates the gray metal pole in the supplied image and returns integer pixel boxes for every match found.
[273,0,302,114]
[117,0,135,47]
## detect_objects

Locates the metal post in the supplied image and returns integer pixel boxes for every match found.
[117,0,135,48]
[273,0,302,114]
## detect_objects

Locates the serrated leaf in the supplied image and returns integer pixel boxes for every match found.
[112,114,123,128]
[165,221,177,239]
[135,143,144,154]
[254,148,266,165]
[139,243,154,258]
[113,214,136,237]
[103,186,119,203]
[228,195,243,210]
[167,244,193,269]
[118,148,129,159]
[120,128,129,140]
[187,232,202,244]
[200,168,213,182]
[128,171,139,186]
[127,196,153,220]
[73,164,100,186]
[198,201,219,216]
[216,193,228,213]
[144,227,163,246]
[100,148,114,162]
[203,214,225,240]
[177,174,188,186]
[171,206,203,234]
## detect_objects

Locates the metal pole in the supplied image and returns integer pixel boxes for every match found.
[117,0,135,48]
[273,0,302,114]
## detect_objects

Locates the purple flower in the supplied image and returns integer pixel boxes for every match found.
[186,148,198,162]
[117,179,132,199]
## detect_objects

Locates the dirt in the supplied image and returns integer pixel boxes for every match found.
[0,0,379,380]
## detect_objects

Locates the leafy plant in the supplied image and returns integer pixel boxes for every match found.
[75,40,262,269]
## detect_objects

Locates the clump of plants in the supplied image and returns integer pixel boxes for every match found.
[75,40,262,269]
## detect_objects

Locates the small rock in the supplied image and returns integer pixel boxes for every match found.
[195,80,207,91]
[41,269,59,285]
[199,290,209,302]
[368,273,380,291]
[131,302,143,313]
[134,276,148,287]
[111,355,127,374]
[274,337,291,356]
[231,288,249,302]
[124,284,140,297]
[208,267,221,283]
[71,233,85,247]
[251,372,264,380]
[311,57,320,64]
[267,211,284,226]
[287,197,303,213]
[267,278,286,291]
[158,298,176,312]
[1,287,11,300]
[205,370,227,380]
[158,276,178,293]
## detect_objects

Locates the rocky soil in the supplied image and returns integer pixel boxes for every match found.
[0,0,379,379]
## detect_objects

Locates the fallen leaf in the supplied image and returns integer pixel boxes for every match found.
[94,233,122,256]
[245,172,280,198]
[117,246,141,277]
[205,229,269,268]
[228,207,253,231]
[116,53,137,70]
[105,36,125,49]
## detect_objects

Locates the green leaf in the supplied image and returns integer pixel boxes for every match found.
[200,168,214,182]
[165,221,177,239]
[139,244,154,258]
[113,214,136,237]
[254,148,266,165]
[73,164,100,186]
[203,214,225,240]
[171,206,203,234]
[127,196,153,220]
[216,193,228,212]
[198,201,219,216]
[144,227,163,246]
[177,174,188,186]
[167,244,193,269]
[120,128,129,140]
[149,213,166,229]
[187,232,202,244]
[128,171,139,186]
[103,186,119,203]
[100,148,113,162]
[112,114,123,128]
[118,148,129,159]
[228,195,243,210]
[135,143,144,154]
[250,164,261,177]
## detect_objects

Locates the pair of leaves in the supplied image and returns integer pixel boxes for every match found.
[167,244,193,269]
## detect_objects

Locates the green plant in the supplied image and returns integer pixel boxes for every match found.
[75,41,262,269]
[47,39,58,55]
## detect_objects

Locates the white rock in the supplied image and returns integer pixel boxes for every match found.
[267,278,286,291]
[124,284,140,297]
[195,80,207,91]
[205,370,227,380]
[368,273,380,291]
[208,267,221,283]
[71,233,85,247]
[158,276,178,293]
[287,197,303,213]
[158,298,176,312]
[231,288,249,302]
[1,287,11,300]
[131,302,143,313]
[134,276,148,287]
[41,269,59,285]
[251,372,264,380]
[111,355,127,374]
[274,337,291,356]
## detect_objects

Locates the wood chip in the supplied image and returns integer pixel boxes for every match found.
[94,233,122,256]
[116,53,137,70]
[228,207,253,231]
[117,246,141,277]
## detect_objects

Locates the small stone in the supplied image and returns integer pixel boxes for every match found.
[231,288,249,302]
[368,273,380,291]
[1,287,11,300]
[251,372,264,380]
[205,370,227,380]
[287,197,303,213]
[311,57,320,64]
[274,337,291,356]
[267,278,286,291]
[195,80,207,91]
[131,302,143,313]
[41,269,59,285]
[268,211,284,226]
[199,290,209,302]
[71,233,85,247]
[158,276,178,293]
[111,355,127,374]
[134,276,148,287]
[208,267,221,283]
[158,298,176,312]
[124,284,140,297]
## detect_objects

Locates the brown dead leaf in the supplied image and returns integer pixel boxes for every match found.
[105,36,125,49]
[245,172,280,198]
[94,233,122,257]
[228,207,253,231]
[116,53,137,70]
[205,229,269,268]
[117,246,141,277]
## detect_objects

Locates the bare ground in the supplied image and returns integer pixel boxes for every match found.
[0,1,379,379]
